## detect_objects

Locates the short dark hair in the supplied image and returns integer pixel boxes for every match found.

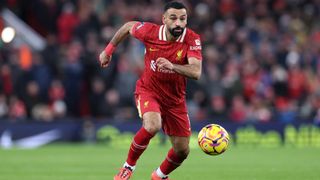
[164,1,186,12]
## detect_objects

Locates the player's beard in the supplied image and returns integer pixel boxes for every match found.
[169,26,184,37]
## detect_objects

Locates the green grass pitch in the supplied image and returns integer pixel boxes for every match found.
[0,143,319,180]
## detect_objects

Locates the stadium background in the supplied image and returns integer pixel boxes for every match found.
[1,0,320,180]
[0,0,320,124]
[0,0,320,143]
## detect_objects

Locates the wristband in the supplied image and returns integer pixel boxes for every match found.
[104,43,116,56]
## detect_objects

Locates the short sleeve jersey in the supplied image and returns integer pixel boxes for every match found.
[131,22,202,105]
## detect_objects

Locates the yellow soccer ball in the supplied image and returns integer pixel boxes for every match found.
[198,124,230,155]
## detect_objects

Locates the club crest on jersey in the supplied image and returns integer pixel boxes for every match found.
[144,101,149,108]
[176,50,183,61]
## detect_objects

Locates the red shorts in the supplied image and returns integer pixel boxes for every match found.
[135,93,191,137]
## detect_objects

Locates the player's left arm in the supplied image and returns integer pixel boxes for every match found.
[156,57,202,80]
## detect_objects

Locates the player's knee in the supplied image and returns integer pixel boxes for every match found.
[142,113,162,134]
[143,123,161,134]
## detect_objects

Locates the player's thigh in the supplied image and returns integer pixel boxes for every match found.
[161,101,191,137]
[169,136,190,157]
[135,94,160,118]
[135,94,162,133]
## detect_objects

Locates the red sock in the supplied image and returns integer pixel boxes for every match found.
[126,127,154,166]
[159,148,186,175]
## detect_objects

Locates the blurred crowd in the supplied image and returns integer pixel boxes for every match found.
[1,0,320,124]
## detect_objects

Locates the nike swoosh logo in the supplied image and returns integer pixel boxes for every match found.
[149,48,159,52]
[0,129,61,149]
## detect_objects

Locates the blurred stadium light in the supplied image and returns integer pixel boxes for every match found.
[1,26,15,43]
[1,8,46,50]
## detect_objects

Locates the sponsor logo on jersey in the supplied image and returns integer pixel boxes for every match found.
[151,60,157,72]
[190,45,202,50]
[150,60,175,74]
[190,39,202,50]
[176,50,183,61]
[158,68,175,74]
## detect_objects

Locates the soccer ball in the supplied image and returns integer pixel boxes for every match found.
[197,124,230,155]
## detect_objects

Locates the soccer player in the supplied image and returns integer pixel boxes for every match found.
[99,1,202,180]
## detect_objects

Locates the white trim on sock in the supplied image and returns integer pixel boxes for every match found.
[156,167,168,178]
[123,162,136,171]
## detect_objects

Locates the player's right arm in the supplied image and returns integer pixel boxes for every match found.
[99,21,138,67]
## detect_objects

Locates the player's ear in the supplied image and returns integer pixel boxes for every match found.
[162,15,165,24]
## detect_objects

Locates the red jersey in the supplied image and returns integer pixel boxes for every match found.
[132,22,202,105]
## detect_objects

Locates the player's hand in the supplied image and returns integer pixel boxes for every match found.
[156,57,173,70]
[99,51,112,68]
